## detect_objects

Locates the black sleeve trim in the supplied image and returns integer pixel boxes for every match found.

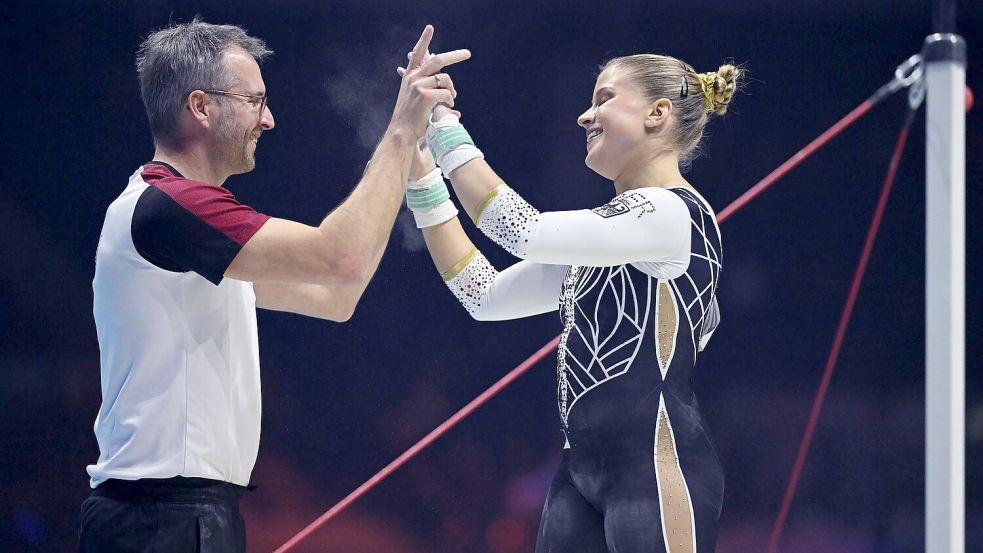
[131,186,241,285]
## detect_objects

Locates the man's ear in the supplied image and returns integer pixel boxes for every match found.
[186,90,212,130]
[645,98,673,129]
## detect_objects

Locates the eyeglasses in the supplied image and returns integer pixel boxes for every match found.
[202,89,268,115]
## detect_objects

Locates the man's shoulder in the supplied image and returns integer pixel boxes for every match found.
[137,162,244,224]
[138,162,235,205]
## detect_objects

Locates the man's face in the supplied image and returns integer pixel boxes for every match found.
[212,46,274,175]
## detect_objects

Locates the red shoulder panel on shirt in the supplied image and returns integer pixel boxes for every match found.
[140,164,271,247]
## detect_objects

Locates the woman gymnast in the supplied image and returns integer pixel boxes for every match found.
[402,53,740,553]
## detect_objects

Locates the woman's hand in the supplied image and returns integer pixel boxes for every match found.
[432,103,455,121]
[410,135,437,180]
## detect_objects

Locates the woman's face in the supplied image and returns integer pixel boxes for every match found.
[577,66,657,181]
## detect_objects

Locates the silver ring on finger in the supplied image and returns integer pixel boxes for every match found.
[434,74,441,87]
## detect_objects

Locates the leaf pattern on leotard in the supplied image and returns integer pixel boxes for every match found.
[558,265,652,420]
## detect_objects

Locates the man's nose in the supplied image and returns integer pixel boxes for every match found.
[260,107,275,130]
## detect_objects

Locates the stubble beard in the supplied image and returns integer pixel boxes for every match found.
[216,110,257,175]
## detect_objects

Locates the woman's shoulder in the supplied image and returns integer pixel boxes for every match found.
[607,185,694,214]
[663,185,717,218]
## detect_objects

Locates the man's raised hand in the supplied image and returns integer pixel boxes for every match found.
[389,25,469,138]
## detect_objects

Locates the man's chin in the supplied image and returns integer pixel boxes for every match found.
[230,157,256,175]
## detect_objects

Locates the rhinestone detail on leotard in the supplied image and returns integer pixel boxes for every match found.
[444,252,497,317]
[556,265,581,431]
[476,186,540,257]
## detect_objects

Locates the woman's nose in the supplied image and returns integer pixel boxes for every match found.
[577,107,594,128]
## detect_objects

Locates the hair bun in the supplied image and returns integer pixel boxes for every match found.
[708,64,740,115]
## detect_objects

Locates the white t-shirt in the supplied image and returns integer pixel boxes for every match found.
[88,162,270,488]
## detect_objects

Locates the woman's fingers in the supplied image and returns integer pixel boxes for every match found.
[433,103,454,121]
[428,89,455,109]
[431,73,456,98]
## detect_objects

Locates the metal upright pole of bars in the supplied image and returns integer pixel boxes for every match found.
[924,0,966,550]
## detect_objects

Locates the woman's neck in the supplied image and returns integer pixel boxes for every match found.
[613,149,688,195]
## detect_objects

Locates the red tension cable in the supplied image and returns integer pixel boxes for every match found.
[765,108,916,553]
[273,337,561,553]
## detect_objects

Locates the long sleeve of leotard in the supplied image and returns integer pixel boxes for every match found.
[443,254,568,321]
[473,184,691,277]
[444,186,693,321]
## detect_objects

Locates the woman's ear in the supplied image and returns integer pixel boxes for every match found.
[645,98,673,129]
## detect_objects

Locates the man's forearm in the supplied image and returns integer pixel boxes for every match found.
[317,128,414,277]
[331,230,389,316]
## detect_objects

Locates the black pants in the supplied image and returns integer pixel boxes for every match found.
[78,477,249,553]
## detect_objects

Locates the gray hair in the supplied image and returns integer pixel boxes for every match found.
[136,17,272,147]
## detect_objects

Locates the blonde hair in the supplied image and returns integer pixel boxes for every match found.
[601,54,741,168]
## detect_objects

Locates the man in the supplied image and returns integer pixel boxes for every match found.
[80,18,468,552]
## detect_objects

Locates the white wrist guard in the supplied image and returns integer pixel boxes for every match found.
[427,114,484,176]
[406,167,459,228]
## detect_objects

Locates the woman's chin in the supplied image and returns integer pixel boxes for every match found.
[585,155,617,181]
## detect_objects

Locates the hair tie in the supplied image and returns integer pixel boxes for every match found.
[698,72,718,113]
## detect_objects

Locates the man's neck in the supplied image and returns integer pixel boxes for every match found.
[152,145,227,186]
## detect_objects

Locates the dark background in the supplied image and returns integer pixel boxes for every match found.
[1,1,981,552]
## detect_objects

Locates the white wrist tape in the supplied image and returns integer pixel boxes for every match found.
[407,166,443,191]
[439,148,485,177]
[411,199,459,229]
